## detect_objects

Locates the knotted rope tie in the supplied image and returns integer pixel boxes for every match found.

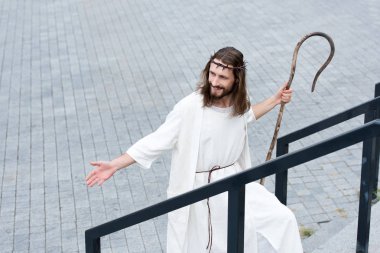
[196,162,235,252]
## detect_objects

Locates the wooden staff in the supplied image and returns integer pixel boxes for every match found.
[260,32,335,185]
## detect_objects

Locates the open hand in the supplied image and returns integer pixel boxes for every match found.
[86,161,117,187]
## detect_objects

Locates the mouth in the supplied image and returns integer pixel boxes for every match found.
[211,85,224,91]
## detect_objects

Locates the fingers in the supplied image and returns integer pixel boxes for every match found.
[86,172,106,187]
[281,95,292,103]
[281,87,293,103]
[278,81,288,91]
[86,169,97,184]
[90,161,102,166]
[87,175,98,187]
[87,175,105,187]
[282,91,292,97]
[86,161,101,186]
[85,169,95,181]
[86,161,109,187]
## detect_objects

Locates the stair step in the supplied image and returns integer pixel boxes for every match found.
[304,202,380,253]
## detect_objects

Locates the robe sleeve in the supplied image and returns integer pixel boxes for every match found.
[245,106,257,123]
[126,103,182,169]
[245,94,256,123]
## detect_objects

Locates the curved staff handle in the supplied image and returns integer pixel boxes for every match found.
[260,32,335,185]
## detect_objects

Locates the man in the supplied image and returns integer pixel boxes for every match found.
[86,47,303,253]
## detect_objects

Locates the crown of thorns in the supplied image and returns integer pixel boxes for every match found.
[211,59,247,71]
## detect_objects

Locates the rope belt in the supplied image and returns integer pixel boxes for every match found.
[196,162,235,252]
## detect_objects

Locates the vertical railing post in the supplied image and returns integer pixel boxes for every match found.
[227,186,246,253]
[372,82,380,201]
[85,231,101,253]
[356,111,377,253]
[275,139,289,205]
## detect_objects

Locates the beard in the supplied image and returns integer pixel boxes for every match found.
[209,83,235,99]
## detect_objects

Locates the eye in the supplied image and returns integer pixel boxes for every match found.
[210,72,216,76]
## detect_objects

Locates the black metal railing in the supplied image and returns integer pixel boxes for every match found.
[86,83,380,253]
[274,83,380,253]
[275,83,380,201]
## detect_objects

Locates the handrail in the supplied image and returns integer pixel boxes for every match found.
[86,119,380,253]
[274,95,380,204]
[277,96,380,145]
[275,84,380,203]
[274,83,380,253]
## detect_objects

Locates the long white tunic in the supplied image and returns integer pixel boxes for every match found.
[195,105,246,172]
[187,105,249,252]
[127,92,303,253]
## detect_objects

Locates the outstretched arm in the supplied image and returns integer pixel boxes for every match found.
[251,82,292,120]
[86,96,184,187]
[86,153,136,187]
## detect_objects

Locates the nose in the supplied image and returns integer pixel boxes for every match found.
[210,76,218,86]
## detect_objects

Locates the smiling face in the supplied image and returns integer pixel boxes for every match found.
[208,59,236,100]
[197,47,250,115]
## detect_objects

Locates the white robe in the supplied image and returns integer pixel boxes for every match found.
[127,92,303,253]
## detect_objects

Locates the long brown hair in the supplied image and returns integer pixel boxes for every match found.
[197,47,250,116]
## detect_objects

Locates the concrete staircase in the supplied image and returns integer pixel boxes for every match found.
[303,202,380,253]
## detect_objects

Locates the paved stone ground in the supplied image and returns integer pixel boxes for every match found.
[0,0,379,252]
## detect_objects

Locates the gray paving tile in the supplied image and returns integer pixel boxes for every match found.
[1,0,380,252]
